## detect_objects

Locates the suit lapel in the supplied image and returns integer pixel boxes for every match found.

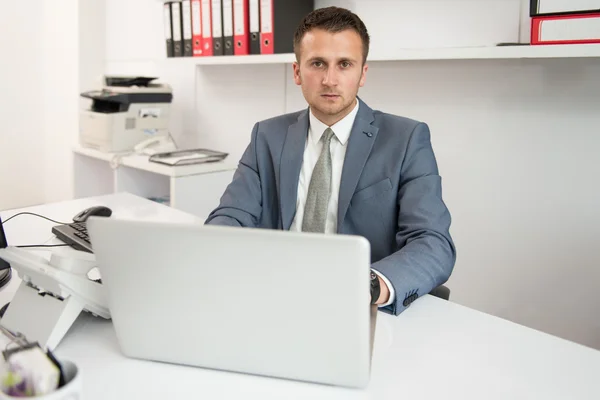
[337,99,379,231]
[279,109,309,230]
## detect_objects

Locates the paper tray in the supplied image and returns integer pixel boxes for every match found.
[149,149,228,166]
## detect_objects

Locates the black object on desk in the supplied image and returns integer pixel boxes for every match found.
[52,222,94,253]
[51,206,112,254]
[0,216,12,289]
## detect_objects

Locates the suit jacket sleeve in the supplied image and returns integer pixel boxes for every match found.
[204,123,262,227]
[371,122,456,316]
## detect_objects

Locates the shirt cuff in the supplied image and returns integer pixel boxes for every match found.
[372,269,395,308]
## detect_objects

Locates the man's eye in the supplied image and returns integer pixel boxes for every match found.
[312,61,323,67]
[341,61,351,68]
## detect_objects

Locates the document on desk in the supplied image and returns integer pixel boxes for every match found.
[149,148,228,166]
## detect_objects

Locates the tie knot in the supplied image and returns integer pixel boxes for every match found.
[323,128,335,143]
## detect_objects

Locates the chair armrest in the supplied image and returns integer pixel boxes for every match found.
[428,285,450,301]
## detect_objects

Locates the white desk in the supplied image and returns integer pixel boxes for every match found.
[1,193,600,399]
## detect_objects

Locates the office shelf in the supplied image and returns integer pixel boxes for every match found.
[73,146,234,178]
[73,146,236,219]
[167,43,600,65]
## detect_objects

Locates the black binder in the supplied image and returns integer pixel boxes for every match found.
[212,0,224,55]
[182,0,194,56]
[249,0,260,54]
[223,0,234,55]
[164,3,174,57]
[171,1,184,57]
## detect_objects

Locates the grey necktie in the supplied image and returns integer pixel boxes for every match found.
[302,128,335,233]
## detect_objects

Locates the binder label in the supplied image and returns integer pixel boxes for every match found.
[164,4,172,39]
[234,0,245,35]
[201,0,212,38]
[182,0,193,40]
[212,0,223,37]
[192,0,202,35]
[260,0,272,34]
[172,3,182,41]
[540,15,600,41]
[249,0,259,33]
[223,0,233,36]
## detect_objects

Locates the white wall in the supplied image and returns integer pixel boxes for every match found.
[42,1,79,205]
[0,3,45,210]
[354,58,600,350]
[106,0,600,350]
[0,1,105,210]
[105,0,201,150]
[43,1,106,205]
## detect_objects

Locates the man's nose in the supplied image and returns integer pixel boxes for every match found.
[322,68,339,86]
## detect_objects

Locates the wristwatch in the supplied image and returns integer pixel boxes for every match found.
[370,270,380,304]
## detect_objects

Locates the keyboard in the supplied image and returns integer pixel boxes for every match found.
[52,222,93,253]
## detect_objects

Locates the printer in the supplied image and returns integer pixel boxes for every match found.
[79,76,173,153]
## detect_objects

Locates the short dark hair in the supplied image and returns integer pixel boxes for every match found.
[293,7,370,64]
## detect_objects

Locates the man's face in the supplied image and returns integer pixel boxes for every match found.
[293,28,368,126]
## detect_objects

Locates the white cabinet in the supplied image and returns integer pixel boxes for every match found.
[73,147,236,220]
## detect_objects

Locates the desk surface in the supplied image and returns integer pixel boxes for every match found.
[1,193,600,399]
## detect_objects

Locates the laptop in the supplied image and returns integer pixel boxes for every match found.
[87,217,375,388]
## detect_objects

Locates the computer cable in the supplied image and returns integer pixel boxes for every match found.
[0,212,71,248]
[1,212,70,226]
[14,244,70,249]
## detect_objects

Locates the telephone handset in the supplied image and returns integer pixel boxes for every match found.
[133,136,177,156]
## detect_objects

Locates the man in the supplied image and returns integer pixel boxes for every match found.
[205,6,456,316]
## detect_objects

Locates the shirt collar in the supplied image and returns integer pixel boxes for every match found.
[308,99,360,146]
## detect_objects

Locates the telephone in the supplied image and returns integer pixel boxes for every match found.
[0,246,109,350]
[133,136,177,156]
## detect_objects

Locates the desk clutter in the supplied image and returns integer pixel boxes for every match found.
[149,148,228,166]
[78,74,229,167]
[163,0,314,57]
[0,324,80,398]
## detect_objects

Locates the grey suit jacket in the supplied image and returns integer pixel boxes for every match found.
[205,98,456,315]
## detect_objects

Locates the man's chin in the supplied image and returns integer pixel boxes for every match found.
[314,107,342,117]
[315,100,344,114]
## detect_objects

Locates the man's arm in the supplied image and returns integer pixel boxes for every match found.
[372,122,456,316]
[204,123,263,227]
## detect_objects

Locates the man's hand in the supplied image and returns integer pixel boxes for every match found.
[375,276,390,305]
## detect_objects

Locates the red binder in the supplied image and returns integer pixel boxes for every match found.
[259,0,274,54]
[259,0,313,54]
[233,0,250,55]
[191,0,203,56]
[201,0,214,56]
[531,13,600,44]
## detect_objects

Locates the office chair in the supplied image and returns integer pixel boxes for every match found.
[429,285,450,301]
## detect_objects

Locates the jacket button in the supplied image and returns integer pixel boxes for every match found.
[403,293,419,307]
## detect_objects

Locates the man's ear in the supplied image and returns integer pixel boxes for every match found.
[293,62,302,86]
[359,63,368,87]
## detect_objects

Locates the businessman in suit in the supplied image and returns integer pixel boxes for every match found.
[205,6,456,315]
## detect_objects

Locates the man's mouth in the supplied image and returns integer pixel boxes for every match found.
[321,94,340,98]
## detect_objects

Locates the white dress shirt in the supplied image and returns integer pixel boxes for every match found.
[289,100,396,307]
